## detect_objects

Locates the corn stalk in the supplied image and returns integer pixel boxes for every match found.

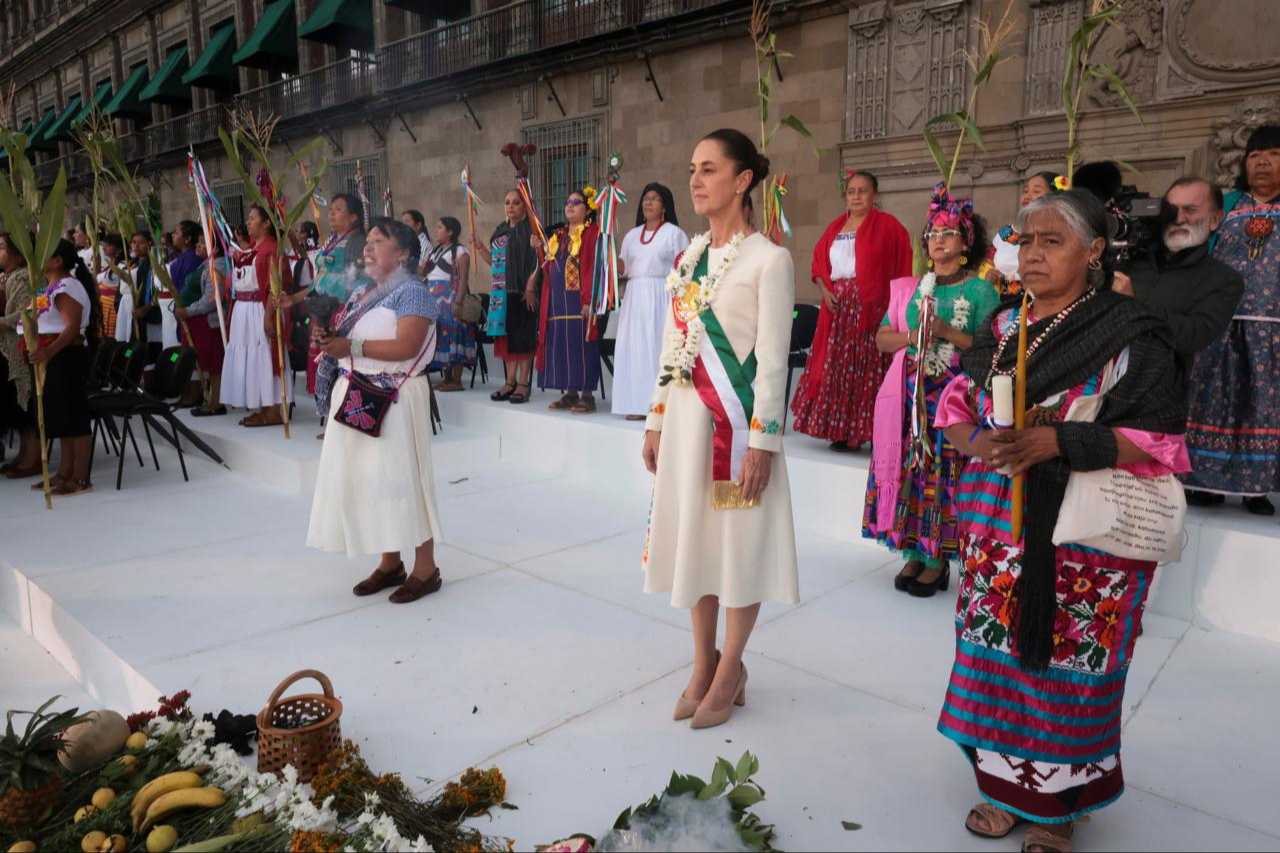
[219,109,328,440]
[749,0,821,243]
[1061,1,1145,182]
[0,130,69,510]
[922,0,1017,191]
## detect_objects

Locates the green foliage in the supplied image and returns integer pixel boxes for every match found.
[609,751,778,852]
[0,697,93,793]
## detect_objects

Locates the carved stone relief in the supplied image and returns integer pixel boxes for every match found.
[1085,0,1162,109]
[1169,0,1280,83]
[846,0,969,140]
[1209,95,1280,190]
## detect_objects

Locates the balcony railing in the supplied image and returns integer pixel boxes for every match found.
[146,105,228,158]
[380,0,728,92]
[237,56,377,124]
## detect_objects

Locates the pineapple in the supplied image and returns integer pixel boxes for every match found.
[0,696,92,827]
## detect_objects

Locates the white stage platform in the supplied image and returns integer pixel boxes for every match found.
[2,370,1279,851]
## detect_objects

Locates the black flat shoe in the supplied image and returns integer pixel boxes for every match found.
[908,566,951,598]
[829,441,852,453]
[490,383,516,401]
[509,382,531,405]
[1244,495,1276,517]
[191,406,228,417]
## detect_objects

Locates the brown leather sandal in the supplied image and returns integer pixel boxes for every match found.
[388,569,443,604]
[1022,824,1073,853]
[570,397,597,415]
[243,412,285,428]
[52,479,93,499]
[966,803,1023,839]
[5,464,42,479]
[353,562,407,597]
[548,392,579,411]
[32,474,68,492]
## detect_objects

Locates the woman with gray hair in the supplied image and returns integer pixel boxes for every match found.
[931,190,1189,852]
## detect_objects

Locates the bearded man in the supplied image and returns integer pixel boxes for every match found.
[1112,176,1244,368]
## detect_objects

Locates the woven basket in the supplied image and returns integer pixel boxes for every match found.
[256,669,343,783]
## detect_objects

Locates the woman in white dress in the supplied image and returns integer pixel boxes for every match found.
[308,218,445,605]
[613,183,689,419]
[641,129,798,730]
[984,171,1060,295]
[221,205,294,428]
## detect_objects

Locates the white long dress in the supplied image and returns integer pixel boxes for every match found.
[221,251,293,409]
[307,279,443,557]
[613,222,690,416]
[642,233,799,608]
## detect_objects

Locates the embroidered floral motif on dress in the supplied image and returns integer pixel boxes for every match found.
[750,417,782,436]
[648,402,666,415]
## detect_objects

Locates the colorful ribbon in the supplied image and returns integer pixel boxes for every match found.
[188,153,230,347]
[764,175,792,245]
[355,160,371,232]
[298,161,324,236]
[590,180,627,315]
[515,174,549,250]
[461,165,483,251]
[383,187,394,218]
[188,154,242,254]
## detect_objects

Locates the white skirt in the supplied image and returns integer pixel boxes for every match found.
[159,296,180,349]
[642,382,800,609]
[307,374,443,557]
[220,299,292,409]
[114,291,134,342]
[611,276,669,416]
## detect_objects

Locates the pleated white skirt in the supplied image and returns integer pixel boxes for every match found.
[611,276,669,416]
[307,374,443,557]
[220,300,292,409]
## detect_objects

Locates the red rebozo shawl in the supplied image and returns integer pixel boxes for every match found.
[799,208,912,404]
[536,222,599,373]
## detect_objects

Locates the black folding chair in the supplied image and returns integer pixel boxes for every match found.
[784,304,821,427]
[89,342,149,468]
[470,293,492,389]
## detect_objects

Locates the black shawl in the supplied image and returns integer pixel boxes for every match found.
[490,218,537,295]
[961,290,1187,670]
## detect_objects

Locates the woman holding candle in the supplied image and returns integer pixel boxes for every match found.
[934,190,1188,852]
[863,183,999,597]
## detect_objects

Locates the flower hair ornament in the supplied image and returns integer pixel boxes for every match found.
[924,181,975,248]
[837,168,862,193]
[1053,175,1072,192]
[582,185,601,210]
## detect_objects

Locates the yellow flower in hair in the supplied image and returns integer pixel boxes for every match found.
[582,185,601,210]
[1053,175,1071,191]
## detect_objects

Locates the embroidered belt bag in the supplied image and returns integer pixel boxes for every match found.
[1050,359,1186,563]
[334,329,435,438]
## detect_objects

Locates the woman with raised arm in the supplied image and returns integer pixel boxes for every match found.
[476,191,539,405]
[641,128,798,730]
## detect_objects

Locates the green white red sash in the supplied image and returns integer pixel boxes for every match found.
[673,253,759,509]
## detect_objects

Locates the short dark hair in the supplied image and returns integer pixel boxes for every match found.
[1167,175,1225,212]
[701,128,770,213]
[1237,124,1280,192]
[404,209,426,229]
[176,220,201,245]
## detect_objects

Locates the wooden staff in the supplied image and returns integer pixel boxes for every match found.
[272,256,291,440]
[1010,291,1030,542]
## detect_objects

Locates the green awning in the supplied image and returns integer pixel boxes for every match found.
[299,0,372,50]
[103,64,152,121]
[42,95,83,142]
[27,108,59,152]
[139,46,191,105]
[232,0,298,73]
[78,81,113,123]
[183,22,239,88]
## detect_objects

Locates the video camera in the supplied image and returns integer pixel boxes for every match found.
[1074,162,1168,266]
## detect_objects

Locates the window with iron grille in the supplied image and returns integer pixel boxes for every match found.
[522,116,603,229]
[214,182,245,233]
[331,156,384,221]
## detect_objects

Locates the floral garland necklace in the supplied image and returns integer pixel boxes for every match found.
[915,272,971,377]
[660,231,746,386]
[546,223,588,260]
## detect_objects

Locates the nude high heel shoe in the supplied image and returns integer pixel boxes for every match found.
[674,651,720,721]
[690,663,748,730]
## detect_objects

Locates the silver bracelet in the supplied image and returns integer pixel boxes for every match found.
[350,338,364,359]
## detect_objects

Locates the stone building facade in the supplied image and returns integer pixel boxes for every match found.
[1,0,1277,302]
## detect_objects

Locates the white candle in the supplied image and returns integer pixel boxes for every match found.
[992,375,1014,428]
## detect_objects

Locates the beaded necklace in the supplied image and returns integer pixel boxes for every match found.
[639,222,662,245]
[986,288,1097,386]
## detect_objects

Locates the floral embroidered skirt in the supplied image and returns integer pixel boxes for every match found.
[790,277,886,445]
[861,363,964,566]
[426,280,477,370]
[938,532,1155,823]
[1182,318,1280,496]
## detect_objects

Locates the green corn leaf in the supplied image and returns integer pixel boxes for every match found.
[34,168,68,267]
[923,126,949,178]
[727,783,765,809]
[0,172,35,259]
[1090,63,1145,125]
[946,110,986,151]
[974,51,999,87]
[283,137,326,176]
